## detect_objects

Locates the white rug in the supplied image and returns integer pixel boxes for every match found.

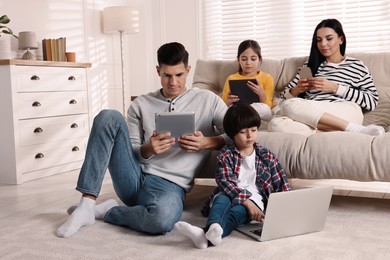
[1,185,390,260]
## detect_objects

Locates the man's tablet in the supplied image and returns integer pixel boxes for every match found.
[229,79,259,104]
[155,112,195,139]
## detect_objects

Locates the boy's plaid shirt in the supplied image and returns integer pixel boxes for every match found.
[201,143,291,217]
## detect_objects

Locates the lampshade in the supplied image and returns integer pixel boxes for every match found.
[18,31,39,50]
[103,6,140,34]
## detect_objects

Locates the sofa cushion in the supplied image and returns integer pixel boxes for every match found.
[350,52,390,131]
[257,131,389,181]
[192,59,238,95]
[274,56,307,94]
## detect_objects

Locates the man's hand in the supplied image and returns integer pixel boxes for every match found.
[242,199,265,222]
[178,131,207,152]
[141,130,175,158]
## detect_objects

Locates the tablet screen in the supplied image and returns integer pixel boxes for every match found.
[229,79,259,104]
[155,112,195,139]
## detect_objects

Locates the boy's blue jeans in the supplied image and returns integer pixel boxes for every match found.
[76,110,185,234]
[206,194,249,237]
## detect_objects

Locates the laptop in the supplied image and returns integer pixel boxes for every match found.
[229,79,259,104]
[235,185,333,242]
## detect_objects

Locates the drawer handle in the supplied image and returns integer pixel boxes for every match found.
[70,123,78,128]
[33,127,43,133]
[69,99,77,104]
[31,75,40,80]
[72,146,80,152]
[35,153,44,159]
[32,101,41,107]
[68,75,76,81]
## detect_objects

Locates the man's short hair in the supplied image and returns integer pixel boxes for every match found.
[157,42,189,67]
[223,103,261,139]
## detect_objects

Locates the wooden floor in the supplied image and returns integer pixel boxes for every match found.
[1,171,390,220]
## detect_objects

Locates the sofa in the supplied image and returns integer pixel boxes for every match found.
[193,52,390,182]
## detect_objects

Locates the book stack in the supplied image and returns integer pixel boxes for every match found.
[42,37,66,61]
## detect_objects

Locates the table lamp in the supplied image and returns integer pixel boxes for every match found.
[18,31,39,60]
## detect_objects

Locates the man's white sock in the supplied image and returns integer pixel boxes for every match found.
[67,199,119,220]
[56,197,96,238]
[346,122,385,136]
[174,221,208,249]
[205,223,223,246]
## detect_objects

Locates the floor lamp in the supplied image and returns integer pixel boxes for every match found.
[103,6,140,116]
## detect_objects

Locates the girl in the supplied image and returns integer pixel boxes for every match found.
[221,40,274,121]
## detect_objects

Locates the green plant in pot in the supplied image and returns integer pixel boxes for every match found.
[0,15,18,39]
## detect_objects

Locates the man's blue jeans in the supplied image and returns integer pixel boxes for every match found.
[76,110,186,234]
[206,194,249,237]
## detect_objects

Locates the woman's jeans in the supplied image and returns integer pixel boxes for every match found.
[206,194,249,237]
[76,109,185,234]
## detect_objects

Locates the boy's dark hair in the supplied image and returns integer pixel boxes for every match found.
[223,103,261,139]
[157,42,189,67]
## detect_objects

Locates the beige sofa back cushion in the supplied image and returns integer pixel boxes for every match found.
[192,52,390,131]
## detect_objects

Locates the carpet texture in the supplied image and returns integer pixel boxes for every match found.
[1,185,390,260]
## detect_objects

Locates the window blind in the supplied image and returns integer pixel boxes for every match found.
[199,0,390,59]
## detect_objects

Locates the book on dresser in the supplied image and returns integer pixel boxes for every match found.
[0,59,91,184]
[42,37,66,62]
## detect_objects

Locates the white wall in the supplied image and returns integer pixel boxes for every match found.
[0,0,199,116]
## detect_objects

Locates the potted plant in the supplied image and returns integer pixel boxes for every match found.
[0,15,18,59]
[0,15,18,38]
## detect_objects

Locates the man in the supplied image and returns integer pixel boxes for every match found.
[57,42,228,238]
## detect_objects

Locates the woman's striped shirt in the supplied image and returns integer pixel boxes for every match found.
[281,57,378,111]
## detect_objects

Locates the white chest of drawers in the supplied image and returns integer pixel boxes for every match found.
[0,60,92,184]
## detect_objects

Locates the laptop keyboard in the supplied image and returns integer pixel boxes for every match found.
[250,227,263,236]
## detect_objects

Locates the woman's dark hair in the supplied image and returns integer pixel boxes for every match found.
[157,42,189,67]
[307,18,346,76]
[236,40,262,73]
[223,103,261,139]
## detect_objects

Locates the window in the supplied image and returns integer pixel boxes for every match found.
[199,0,390,59]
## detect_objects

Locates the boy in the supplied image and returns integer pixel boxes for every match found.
[175,103,290,248]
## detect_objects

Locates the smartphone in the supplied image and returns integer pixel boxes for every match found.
[298,66,313,79]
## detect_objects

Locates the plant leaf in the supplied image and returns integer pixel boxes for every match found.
[0,15,11,24]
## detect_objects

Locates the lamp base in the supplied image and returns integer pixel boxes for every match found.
[22,49,36,60]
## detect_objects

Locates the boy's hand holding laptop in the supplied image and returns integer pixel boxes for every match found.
[243,199,265,221]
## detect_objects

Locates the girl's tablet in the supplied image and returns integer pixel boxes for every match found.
[229,79,258,104]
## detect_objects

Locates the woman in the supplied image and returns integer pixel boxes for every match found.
[268,18,384,136]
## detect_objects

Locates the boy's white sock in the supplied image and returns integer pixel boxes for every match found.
[56,197,96,238]
[174,221,208,249]
[346,122,385,136]
[205,223,223,246]
[67,199,119,220]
